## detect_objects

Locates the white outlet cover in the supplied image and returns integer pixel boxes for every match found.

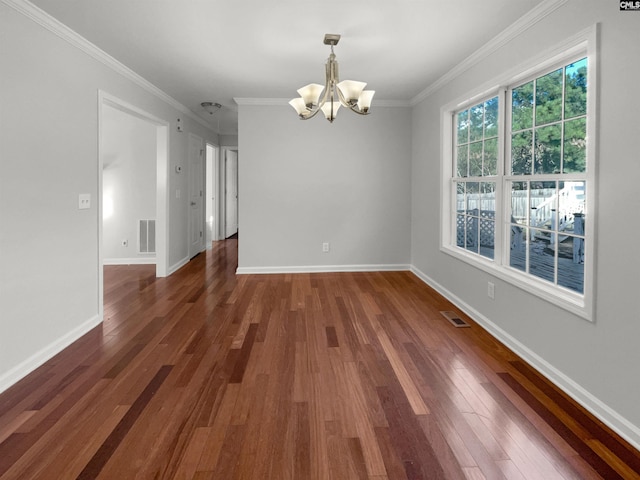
[78,193,91,209]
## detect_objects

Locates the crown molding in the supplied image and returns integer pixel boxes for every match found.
[2,0,216,132]
[234,98,410,108]
[234,98,288,106]
[410,0,569,106]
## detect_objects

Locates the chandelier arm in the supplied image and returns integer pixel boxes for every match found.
[299,106,322,121]
[346,104,370,116]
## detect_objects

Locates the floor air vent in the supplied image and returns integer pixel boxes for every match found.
[440,311,470,328]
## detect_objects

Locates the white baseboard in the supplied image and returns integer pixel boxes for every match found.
[236,264,411,275]
[168,256,189,275]
[0,314,102,395]
[103,257,156,265]
[409,265,640,452]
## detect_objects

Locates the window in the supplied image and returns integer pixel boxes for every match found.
[455,98,498,260]
[508,58,587,294]
[442,33,595,320]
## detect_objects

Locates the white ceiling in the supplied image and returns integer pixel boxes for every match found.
[29,0,544,135]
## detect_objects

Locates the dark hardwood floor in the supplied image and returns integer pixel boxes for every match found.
[1,238,639,479]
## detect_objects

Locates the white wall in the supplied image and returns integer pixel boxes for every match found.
[220,134,239,147]
[237,104,411,272]
[0,1,218,391]
[411,0,640,446]
[102,104,156,262]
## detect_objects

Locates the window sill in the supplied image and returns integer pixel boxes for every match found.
[440,244,592,322]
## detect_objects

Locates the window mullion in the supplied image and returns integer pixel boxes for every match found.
[498,87,509,267]
[553,182,559,286]
[451,114,458,246]
[560,64,567,173]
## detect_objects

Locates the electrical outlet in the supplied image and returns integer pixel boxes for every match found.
[487,281,495,299]
[78,193,91,210]
[322,242,330,253]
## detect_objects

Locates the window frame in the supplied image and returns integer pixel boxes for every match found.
[440,26,597,321]
[454,95,501,261]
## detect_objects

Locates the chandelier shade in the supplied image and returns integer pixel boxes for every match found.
[288,97,310,118]
[357,90,375,112]
[298,83,325,108]
[289,34,374,123]
[337,80,366,105]
[320,100,341,122]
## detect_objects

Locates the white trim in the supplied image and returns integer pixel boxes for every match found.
[440,245,588,319]
[409,265,640,452]
[221,146,239,242]
[101,93,167,126]
[410,0,569,105]
[187,133,206,259]
[1,0,216,132]
[103,257,156,265]
[439,27,597,321]
[97,93,105,323]
[0,314,101,395]
[233,98,410,108]
[435,25,596,117]
[236,264,411,275]
[204,143,221,243]
[168,256,190,275]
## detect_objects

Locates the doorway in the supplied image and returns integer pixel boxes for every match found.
[205,143,220,245]
[98,91,169,318]
[225,149,239,238]
[188,133,205,259]
[101,104,156,265]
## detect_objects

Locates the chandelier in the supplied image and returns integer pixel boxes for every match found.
[289,34,375,123]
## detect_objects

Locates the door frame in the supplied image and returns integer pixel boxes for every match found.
[98,91,170,317]
[222,147,239,238]
[205,143,221,244]
[188,133,205,259]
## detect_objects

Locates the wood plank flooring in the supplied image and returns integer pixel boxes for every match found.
[1,238,639,479]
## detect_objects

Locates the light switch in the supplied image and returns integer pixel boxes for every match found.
[79,193,91,209]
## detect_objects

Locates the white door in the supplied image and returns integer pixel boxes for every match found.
[188,134,205,258]
[225,150,238,238]
[205,144,219,245]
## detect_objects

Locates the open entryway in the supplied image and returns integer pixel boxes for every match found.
[98,91,169,319]
[225,149,238,238]
[188,133,205,259]
[205,143,220,246]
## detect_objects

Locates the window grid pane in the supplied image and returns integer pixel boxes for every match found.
[535,68,563,126]
[564,58,588,119]
[512,81,534,131]
[563,117,587,173]
[455,96,499,179]
[508,179,585,294]
[510,57,587,176]
[454,180,496,259]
